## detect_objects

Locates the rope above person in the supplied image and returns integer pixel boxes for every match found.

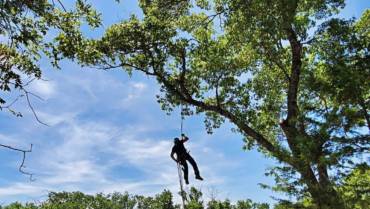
[170,133,203,185]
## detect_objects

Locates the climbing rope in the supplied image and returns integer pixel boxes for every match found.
[177,162,186,209]
[180,104,184,136]
[177,104,186,209]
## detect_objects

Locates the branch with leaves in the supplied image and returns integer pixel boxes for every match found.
[49,1,369,208]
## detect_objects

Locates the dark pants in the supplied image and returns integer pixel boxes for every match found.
[178,153,200,182]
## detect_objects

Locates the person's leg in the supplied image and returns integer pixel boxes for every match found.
[186,154,203,180]
[180,160,189,184]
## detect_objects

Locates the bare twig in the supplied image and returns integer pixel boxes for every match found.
[185,10,226,32]
[56,0,67,12]
[302,37,315,45]
[261,41,290,82]
[24,91,49,126]
[5,80,49,126]
[0,143,35,181]
[51,0,67,12]
[1,94,24,109]
[96,62,156,76]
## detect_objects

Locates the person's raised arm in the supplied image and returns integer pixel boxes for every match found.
[181,134,189,143]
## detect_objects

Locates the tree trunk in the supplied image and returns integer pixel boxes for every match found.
[308,183,346,209]
[294,160,346,209]
[299,165,345,209]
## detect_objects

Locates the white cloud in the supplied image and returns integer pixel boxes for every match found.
[132,82,147,91]
[0,133,31,149]
[115,137,171,164]
[43,160,107,184]
[0,183,46,197]
[0,115,230,203]
[0,61,276,205]
[30,80,56,99]
[0,134,16,146]
[120,82,149,107]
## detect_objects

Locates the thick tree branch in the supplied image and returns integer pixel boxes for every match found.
[285,26,302,125]
[279,26,322,189]
[147,50,293,164]
[280,26,303,151]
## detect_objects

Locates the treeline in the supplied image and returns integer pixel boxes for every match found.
[1,187,269,209]
[2,170,369,209]
[1,163,368,209]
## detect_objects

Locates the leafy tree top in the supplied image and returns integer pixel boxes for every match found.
[17,0,370,208]
[0,0,100,116]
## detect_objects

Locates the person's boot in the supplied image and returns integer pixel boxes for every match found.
[185,179,189,184]
[195,174,203,181]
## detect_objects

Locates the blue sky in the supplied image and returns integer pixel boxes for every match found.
[0,0,368,206]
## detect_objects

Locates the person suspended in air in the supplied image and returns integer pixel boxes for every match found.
[170,133,203,184]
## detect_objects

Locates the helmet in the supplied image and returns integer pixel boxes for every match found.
[174,137,180,144]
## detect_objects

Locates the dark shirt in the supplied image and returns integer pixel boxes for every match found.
[171,141,188,159]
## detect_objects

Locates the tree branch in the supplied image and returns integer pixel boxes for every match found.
[284,26,302,125]
[359,98,370,131]
[94,61,157,76]
[24,90,48,126]
[2,79,49,126]
[261,41,290,82]
[149,51,293,163]
[0,143,34,181]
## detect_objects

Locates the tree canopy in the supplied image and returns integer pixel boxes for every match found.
[1,0,369,208]
[50,0,369,208]
[2,176,369,209]
[0,0,101,178]
[0,188,270,209]
[0,0,100,116]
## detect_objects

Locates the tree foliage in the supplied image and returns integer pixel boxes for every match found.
[49,0,369,208]
[2,0,369,208]
[273,163,370,209]
[0,188,269,209]
[338,163,370,209]
[2,178,369,209]
[0,0,101,179]
[0,0,100,116]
